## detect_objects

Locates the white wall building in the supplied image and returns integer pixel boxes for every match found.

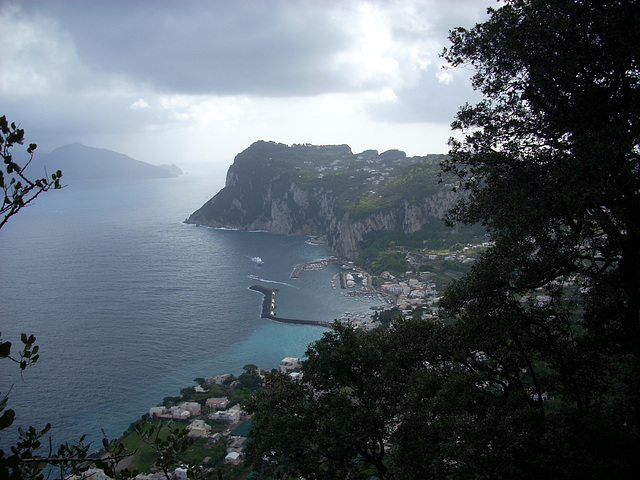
[186,419,211,437]
[279,357,300,372]
[212,404,243,423]
[173,467,188,480]
[179,401,201,416]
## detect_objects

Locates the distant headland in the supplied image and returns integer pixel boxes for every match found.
[184,140,466,261]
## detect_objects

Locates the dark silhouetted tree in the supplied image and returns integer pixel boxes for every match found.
[245,1,640,478]
[1,115,62,229]
[438,0,640,477]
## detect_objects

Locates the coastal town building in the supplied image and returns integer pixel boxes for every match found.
[69,468,112,480]
[211,404,243,423]
[228,436,248,452]
[279,357,300,372]
[149,406,165,418]
[225,451,242,465]
[205,374,232,385]
[206,397,230,410]
[173,467,188,480]
[179,401,201,416]
[149,404,197,420]
[289,371,303,381]
[171,408,191,420]
[186,419,211,438]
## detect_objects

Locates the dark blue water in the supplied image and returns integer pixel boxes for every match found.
[0,174,377,450]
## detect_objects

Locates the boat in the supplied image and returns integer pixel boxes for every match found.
[249,275,260,280]
[251,256,264,265]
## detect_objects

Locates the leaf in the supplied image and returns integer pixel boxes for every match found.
[0,341,11,358]
[0,409,15,429]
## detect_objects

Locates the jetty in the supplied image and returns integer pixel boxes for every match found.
[249,285,332,328]
[291,257,340,278]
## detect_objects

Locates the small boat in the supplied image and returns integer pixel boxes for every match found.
[249,275,260,280]
[252,256,264,265]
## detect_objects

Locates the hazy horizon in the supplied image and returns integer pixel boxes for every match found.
[1,0,494,174]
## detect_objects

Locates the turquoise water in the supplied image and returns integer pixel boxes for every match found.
[0,174,377,449]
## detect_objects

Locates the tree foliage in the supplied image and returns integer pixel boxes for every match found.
[438,1,640,474]
[1,116,67,478]
[438,0,639,476]
[1,116,62,230]
[244,321,435,480]
[245,1,640,478]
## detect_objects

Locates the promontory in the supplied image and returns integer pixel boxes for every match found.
[186,141,479,260]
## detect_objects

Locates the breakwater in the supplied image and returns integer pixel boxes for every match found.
[249,285,332,328]
[291,257,340,278]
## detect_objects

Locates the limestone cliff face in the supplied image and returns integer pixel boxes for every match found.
[186,141,456,259]
[325,192,459,258]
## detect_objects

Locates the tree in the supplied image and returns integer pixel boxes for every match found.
[438,0,640,476]
[242,364,258,373]
[237,369,262,391]
[245,1,640,478]
[245,323,409,479]
[131,418,195,480]
[1,116,68,478]
[1,115,62,229]
[245,319,462,479]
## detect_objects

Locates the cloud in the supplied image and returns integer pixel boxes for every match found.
[8,0,355,96]
[0,0,495,167]
[130,98,151,110]
[4,0,489,98]
[366,66,483,124]
[0,5,81,95]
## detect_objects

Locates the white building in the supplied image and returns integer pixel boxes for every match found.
[212,404,243,423]
[149,407,165,418]
[206,397,230,410]
[168,406,191,420]
[186,419,211,438]
[178,401,201,416]
[225,452,242,465]
[173,467,188,480]
[68,468,112,480]
[279,357,300,372]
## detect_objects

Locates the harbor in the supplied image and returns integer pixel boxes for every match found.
[290,257,340,278]
[249,285,333,328]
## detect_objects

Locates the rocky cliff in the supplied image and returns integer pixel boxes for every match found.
[186,141,459,259]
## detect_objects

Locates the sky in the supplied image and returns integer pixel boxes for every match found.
[0,0,496,174]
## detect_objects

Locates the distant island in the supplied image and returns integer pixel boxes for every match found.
[157,163,184,176]
[31,142,182,184]
[186,141,484,267]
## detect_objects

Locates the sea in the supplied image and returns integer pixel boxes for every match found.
[0,173,379,451]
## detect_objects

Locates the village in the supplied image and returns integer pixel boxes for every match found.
[107,243,491,480]
[119,358,301,480]
[322,241,490,330]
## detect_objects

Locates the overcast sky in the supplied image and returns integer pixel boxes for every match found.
[0,0,495,173]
